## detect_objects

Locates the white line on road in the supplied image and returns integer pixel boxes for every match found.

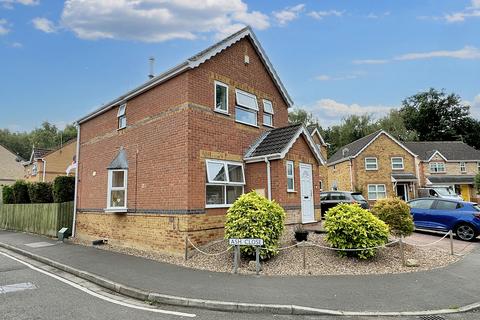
[0,251,196,318]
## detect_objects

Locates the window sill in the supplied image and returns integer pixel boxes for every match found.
[392,168,404,171]
[117,127,127,131]
[263,123,274,128]
[214,109,230,116]
[365,169,378,171]
[104,208,128,213]
[205,204,233,209]
[287,190,296,193]
[235,120,259,128]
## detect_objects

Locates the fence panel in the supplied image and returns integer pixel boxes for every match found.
[0,201,74,237]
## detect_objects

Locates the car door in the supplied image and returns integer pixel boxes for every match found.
[321,192,342,214]
[428,200,461,231]
[408,199,435,229]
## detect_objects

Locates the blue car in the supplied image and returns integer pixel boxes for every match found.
[407,198,480,241]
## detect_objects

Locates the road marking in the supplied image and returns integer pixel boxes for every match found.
[0,252,196,318]
[0,282,36,294]
[24,242,57,248]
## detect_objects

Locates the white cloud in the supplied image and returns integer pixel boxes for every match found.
[315,73,360,81]
[354,46,480,64]
[0,18,9,35]
[304,98,393,126]
[59,0,270,42]
[365,11,390,19]
[273,4,305,26]
[32,17,57,33]
[308,10,343,20]
[444,0,480,22]
[1,0,38,9]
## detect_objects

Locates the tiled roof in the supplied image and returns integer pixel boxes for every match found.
[107,148,128,169]
[403,141,480,161]
[391,173,417,181]
[427,175,475,184]
[327,130,382,164]
[247,123,303,157]
[32,148,52,159]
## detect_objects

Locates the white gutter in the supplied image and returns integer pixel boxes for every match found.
[265,157,272,200]
[72,123,80,237]
[41,158,46,182]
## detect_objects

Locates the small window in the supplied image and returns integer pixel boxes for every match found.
[460,162,466,173]
[235,89,258,126]
[117,104,127,129]
[235,89,258,110]
[430,162,446,173]
[286,161,295,192]
[205,160,245,207]
[214,81,228,113]
[367,184,386,200]
[107,170,128,209]
[263,99,274,127]
[319,180,323,191]
[391,157,404,170]
[477,162,480,172]
[365,157,378,170]
[235,107,257,126]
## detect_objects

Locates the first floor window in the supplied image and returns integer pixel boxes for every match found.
[117,103,127,129]
[365,157,378,170]
[263,99,274,127]
[235,89,258,126]
[235,106,257,126]
[286,160,295,192]
[430,162,446,173]
[214,81,228,113]
[107,170,128,209]
[368,184,386,200]
[460,162,466,173]
[391,157,404,170]
[206,160,245,207]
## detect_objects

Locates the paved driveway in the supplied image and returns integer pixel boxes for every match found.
[405,230,480,255]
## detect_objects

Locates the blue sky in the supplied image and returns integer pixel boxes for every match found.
[0,0,479,130]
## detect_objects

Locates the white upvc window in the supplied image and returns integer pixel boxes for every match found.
[205,160,245,207]
[107,169,128,210]
[391,157,404,170]
[235,89,258,126]
[286,160,295,192]
[478,162,480,172]
[263,99,274,127]
[460,162,466,173]
[367,184,386,200]
[214,81,228,113]
[365,157,378,170]
[430,162,446,173]
[117,103,127,129]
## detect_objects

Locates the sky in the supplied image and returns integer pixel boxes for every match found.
[0,0,479,131]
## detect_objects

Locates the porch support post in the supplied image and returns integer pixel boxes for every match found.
[265,157,272,200]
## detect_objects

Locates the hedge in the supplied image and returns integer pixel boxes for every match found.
[2,185,14,204]
[12,180,30,204]
[53,176,75,203]
[28,182,54,203]
[371,197,414,237]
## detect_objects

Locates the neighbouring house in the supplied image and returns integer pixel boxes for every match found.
[0,144,24,203]
[24,139,77,182]
[403,141,480,202]
[307,125,328,191]
[74,27,326,255]
[326,130,418,203]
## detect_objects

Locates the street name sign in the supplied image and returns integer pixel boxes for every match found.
[228,238,264,246]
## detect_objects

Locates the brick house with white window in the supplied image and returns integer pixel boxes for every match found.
[74,27,326,255]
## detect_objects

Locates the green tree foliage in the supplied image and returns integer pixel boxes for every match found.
[12,180,30,204]
[401,88,470,142]
[288,108,319,127]
[52,176,76,203]
[371,198,414,237]
[0,122,77,160]
[376,110,418,142]
[2,185,14,204]
[324,203,389,259]
[28,182,53,203]
[224,191,285,259]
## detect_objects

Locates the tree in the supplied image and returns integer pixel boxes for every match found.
[401,88,470,141]
[375,110,418,142]
[288,108,319,127]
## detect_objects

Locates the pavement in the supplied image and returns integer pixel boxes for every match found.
[1,229,480,316]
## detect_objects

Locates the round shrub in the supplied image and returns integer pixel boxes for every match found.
[28,182,53,203]
[53,176,75,203]
[371,197,414,237]
[225,191,285,259]
[12,180,30,204]
[2,185,14,204]
[324,203,389,259]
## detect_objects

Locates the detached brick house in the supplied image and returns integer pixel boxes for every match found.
[327,130,418,202]
[404,141,480,201]
[74,27,326,255]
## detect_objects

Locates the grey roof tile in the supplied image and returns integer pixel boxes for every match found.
[108,148,128,169]
[427,175,475,184]
[327,130,382,164]
[403,141,480,161]
[247,123,303,157]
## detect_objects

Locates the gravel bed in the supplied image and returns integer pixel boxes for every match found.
[73,230,461,276]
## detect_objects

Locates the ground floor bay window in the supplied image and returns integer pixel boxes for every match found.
[205,160,245,207]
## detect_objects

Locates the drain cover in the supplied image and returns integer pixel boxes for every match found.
[419,316,445,320]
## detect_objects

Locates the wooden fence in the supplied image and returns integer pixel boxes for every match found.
[0,201,74,237]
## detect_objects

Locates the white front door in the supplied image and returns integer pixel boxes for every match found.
[299,163,315,223]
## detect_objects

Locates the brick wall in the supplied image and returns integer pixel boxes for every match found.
[327,160,352,191]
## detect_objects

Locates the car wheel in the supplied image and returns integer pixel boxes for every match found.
[455,224,477,242]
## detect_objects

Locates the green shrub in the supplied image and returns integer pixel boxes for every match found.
[28,182,53,203]
[2,185,14,204]
[371,197,414,237]
[52,176,75,203]
[12,180,30,204]
[224,191,285,259]
[324,203,389,259]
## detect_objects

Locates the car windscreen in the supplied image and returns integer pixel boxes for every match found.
[434,187,456,196]
[351,194,366,201]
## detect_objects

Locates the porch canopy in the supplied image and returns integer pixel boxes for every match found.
[391,173,417,183]
[427,175,475,185]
